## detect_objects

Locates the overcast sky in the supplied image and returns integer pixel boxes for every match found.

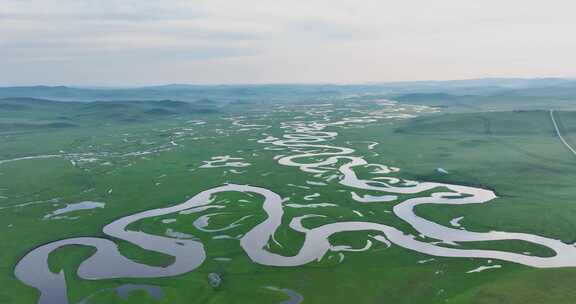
[1,0,576,85]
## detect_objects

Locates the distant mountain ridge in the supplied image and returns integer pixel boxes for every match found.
[0,97,217,130]
[1,78,576,105]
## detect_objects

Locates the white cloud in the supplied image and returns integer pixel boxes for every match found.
[1,0,575,84]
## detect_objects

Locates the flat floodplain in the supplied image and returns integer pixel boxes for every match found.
[2,96,576,304]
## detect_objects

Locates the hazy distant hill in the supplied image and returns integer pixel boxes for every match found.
[2,78,572,100]
[0,97,218,131]
[0,84,353,103]
[1,78,575,110]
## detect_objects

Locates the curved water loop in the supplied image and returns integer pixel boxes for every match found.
[15,101,576,304]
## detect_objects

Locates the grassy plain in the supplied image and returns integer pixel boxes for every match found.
[1,95,576,304]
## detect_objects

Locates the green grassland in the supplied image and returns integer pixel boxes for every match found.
[1,95,576,304]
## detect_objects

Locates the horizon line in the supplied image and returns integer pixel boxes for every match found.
[1,76,576,89]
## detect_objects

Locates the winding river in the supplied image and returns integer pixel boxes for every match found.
[15,101,576,304]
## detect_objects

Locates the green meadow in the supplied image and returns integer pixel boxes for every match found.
[1,93,576,304]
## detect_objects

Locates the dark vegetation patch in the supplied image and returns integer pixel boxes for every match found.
[0,98,219,130]
[0,122,77,131]
[395,110,573,136]
[0,103,28,111]
[143,108,178,116]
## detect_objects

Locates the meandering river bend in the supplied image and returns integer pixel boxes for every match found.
[15,101,576,303]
